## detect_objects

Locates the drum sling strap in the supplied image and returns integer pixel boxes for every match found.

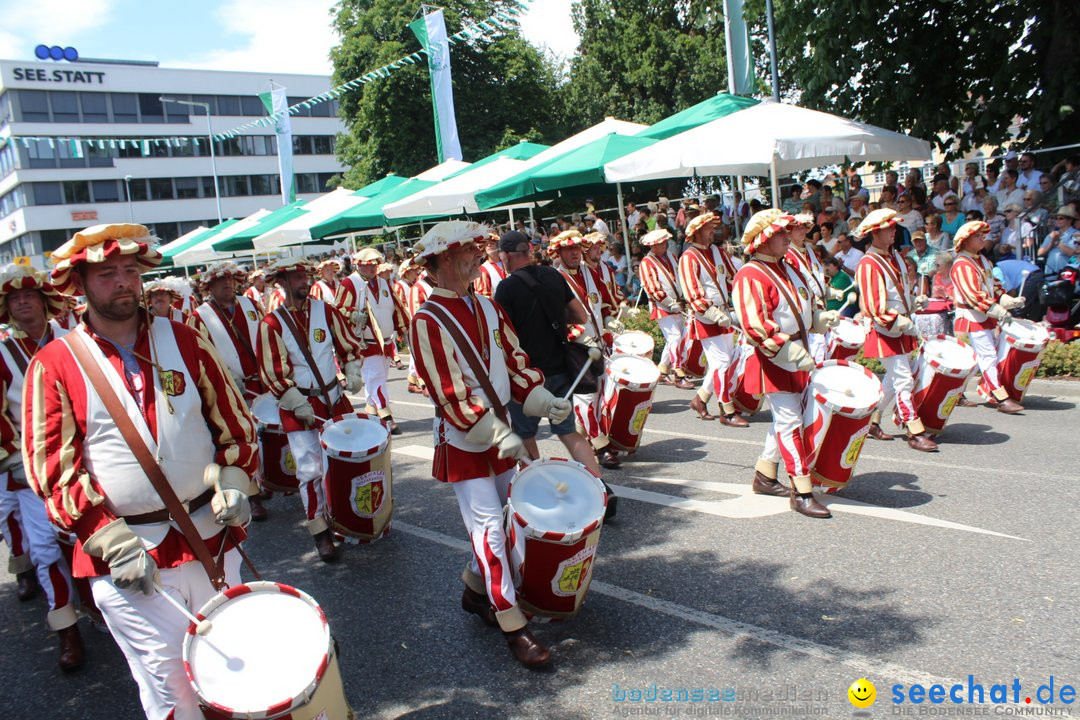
[63,331,227,591]
[751,259,812,354]
[421,302,509,425]
[2,338,29,376]
[684,245,732,310]
[865,251,911,315]
[276,306,337,415]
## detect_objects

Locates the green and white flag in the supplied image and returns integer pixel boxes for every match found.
[259,82,296,204]
[409,8,463,162]
[723,0,755,95]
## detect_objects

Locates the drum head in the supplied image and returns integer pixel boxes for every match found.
[251,394,281,429]
[833,317,867,345]
[511,460,605,535]
[613,331,654,356]
[921,336,976,372]
[186,584,328,714]
[1003,318,1049,345]
[321,414,389,460]
[608,354,661,385]
[809,361,881,412]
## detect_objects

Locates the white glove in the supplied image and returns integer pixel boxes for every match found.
[577,334,600,349]
[605,317,626,334]
[343,360,364,393]
[83,519,158,595]
[464,412,527,460]
[826,285,846,301]
[812,309,840,333]
[703,306,732,327]
[278,386,316,426]
[986,304,1013,324]
[204,464,252,527]
[913,295,929,312]
[351,310,368,329]
[522,386,571,423]
[892,314,918,336]
[1000,294,1025,311]
[662,298,683,314]
[775,341,815,372]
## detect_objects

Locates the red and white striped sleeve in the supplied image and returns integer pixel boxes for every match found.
[390,287,409,337]
[410,311,488,432]
[732,265,787,358]
[855,257,899,330]
[473,271,493,299]
[334,277,359,319]
[325,302,365,363]
[493,301,544,403]
[678,251,711,315]
[639,256,670,304]
[256,312,295,399]
[0,359,18,462]
[186,309,210,343]
[950,258,995,312]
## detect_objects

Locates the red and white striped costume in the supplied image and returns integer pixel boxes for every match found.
[589,257,625,305]
[411,287,543,631]
[732,253,815,479]
[263,285,286,314]
[243,284,266,312]
[409,273,434,317]
[786,243,830,362]
[556,262,613,448]
[0,321,78,633]
[393,277,413,310]
[679,241,739,413]
[310,278,339,303]
[856,247,923,432]
[335,272,408,418]
[188,295,264,398]
[639,250,687,373]
[257,299,363,523]
[951,251,1008,400]
[473,259,506,299]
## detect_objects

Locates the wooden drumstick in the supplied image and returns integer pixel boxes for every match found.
[560,346,604,401]
[154,582,212,635]
[838,292,858,314]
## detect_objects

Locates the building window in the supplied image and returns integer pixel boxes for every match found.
[112,93,138,123]
[309,101,332,118]
[62,181,91,204]
[224,175,250,197]
[87,142,113,167]
[318,173,336,191]
[51,92,80,122]
[296,173,317,194]
[27,139,57,169]
[0,92,11,128]
[91,180,121,203]
[40,229,73,253]
[34,183,63,205]
[287,97,310,118]
[17,90,50,122]
[148,178,174,201]
[79,92,108,123]
[250,174,272,196]
[164,97,190,124]
[138,93,165,123]
[57,141,87,169]
[128,178,149,201]
[175,177,199,199]
[201,176,218,197]
[217,96,241,116]
[312,136,334,155]
[241,96,264,116]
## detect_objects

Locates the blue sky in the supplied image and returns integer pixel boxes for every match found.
[0,0,578,75]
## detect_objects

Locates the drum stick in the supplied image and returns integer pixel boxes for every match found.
[154,582,212,635]
[838,292,858,314]
[561,346,603,401]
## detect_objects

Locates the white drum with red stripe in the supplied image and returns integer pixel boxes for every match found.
[506,459,607,620]
[611,330,655,359]
[803,360,882,494]
[827,317,867,361]
[599,354,661,453]
[912,335,977,435]
[320,412,393,544]
[253,393,299,494]
[184,582,351,720]
[995,319,1050,402]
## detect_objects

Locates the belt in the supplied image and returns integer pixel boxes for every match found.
[297,382,340,397]
[124,488,214,525]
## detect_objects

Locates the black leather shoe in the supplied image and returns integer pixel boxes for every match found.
[249,496,268,522]
[461,587,498,627]
[57,625,85,672]
[752,471,789,497]
[599,448,621,469]
[15,570,38,602]
[504,628,551,668]
[314,530,340,563]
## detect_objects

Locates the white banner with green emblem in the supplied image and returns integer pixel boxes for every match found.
[259,82,296,204]
[409,8,463,162]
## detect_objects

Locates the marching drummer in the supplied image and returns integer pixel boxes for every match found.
[310,258,343,303]
[27,223,258,719]
[473,232,507,298]
[677,212,748,426]
[394,258,425,395]
[0,265,85,671]
[144,279,185,322]
[788,213,846,362]
[335,247,409,435]
[410,221,572,668]
[732,210,838,519]
[256,258,365,563]
[950,220,1026,413]
[854,209,939,451]
[244,267,268,313]
[583,231,625,305]
[639,228,692,388]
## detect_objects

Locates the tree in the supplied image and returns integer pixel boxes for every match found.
[742,0,1079,157]
[565,0,731,128]
[330,0,567,188]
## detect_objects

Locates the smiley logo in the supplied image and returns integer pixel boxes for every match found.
[848,678,876,708]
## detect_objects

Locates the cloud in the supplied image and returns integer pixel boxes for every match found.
[0,0,116,59]
[519,0,579,61]
[161,0,339,75]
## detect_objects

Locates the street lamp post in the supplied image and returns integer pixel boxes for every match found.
[123,174,134,222]
[159,96,223,224]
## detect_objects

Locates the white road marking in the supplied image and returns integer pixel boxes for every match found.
[393,444,435,461]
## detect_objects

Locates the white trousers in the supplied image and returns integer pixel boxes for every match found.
[656,314,685,372]
[92,550,242,720]
[881,353,918,427]
[362,354,391,416]
[968,328,1002,395]
[807,332,827,364]
[452,470,517,614]
[573,385,608,449]
[699,334,738,413]
[0,484,75,626]
[286,429,326,521]
[761,392,809,479]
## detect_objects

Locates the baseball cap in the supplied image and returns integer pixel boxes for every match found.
[499,230,531,253]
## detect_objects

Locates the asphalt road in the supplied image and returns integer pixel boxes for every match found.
[3,370,1078,719]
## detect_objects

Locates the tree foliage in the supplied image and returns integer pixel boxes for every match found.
[330,0,567,188]
[742,0,1080,156]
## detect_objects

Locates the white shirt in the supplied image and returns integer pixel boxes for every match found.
[896,209,925,233]
[931,191,960,211]
[1016,168,1044,191]
[590,217,611,237]
[995,187,1025,211]
[835,246,864,274]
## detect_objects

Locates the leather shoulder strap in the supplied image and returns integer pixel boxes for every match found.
[2,339,29,377]
[276,305,336,412]
[62,331,226,590]
[866,251,911,314]
[751,259,811,352]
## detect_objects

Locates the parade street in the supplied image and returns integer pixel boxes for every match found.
[3,369,1078,719]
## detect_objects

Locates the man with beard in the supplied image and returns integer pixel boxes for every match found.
[144,280,185,322]
[27,224,258,719]
[582,231,625,305]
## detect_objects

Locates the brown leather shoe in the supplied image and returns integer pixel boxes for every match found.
[867,423,893,441]
[790,491,832,518]
[599,448,621,469]
[906,433,938,452]
[995,398,1024,414]
[720,413,750,428]
[314,530,340,563]
[752,471,789,497]
[249,496,268,522]
[57,625,85,672]
[689,395,715,420]
[673,378,696,390]
[461,587,498,627]
[957,395,978,407]
[407,383,424,395]
[15,570,39,602]
[504,628,551,668]
[660,374,678,386]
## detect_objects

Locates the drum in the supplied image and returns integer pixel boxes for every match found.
[321,413,393,544]
[600,354,661,453]
[55,529,102,624]
[731,341,764,415]
[506,459,607,620]
[802,360,882,493]
[611,330,655,359]
[682,337,706,378]
[184,582,351,720]
[252,393,299,494]
[827,317,867,361]
[912,335,977,435]
[996,319,1050,402]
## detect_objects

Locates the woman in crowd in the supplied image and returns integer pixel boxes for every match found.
[961,162,987,213]
[940,196,966,237]
[926,213,951,253]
